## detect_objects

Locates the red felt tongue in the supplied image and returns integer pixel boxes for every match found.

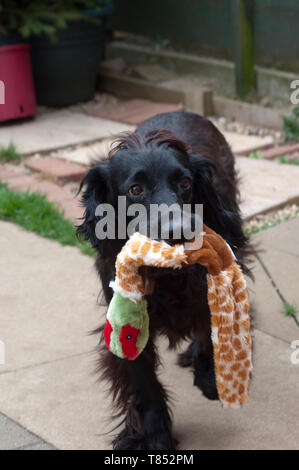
[103,319,113,349]
[119,324,141,360]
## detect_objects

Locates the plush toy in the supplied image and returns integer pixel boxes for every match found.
[103,226,252,409]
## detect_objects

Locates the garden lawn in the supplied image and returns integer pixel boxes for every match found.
[0,181,95,257]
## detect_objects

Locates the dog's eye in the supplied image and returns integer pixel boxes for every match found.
[128,184,143,196]
[180,177,192,190]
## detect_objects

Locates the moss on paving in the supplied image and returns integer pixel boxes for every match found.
[0,142,21,162]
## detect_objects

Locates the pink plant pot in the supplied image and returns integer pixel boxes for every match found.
[0,43,36,122]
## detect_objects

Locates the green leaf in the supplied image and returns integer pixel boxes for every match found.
[283,115,299,142]
[292,107,299,118]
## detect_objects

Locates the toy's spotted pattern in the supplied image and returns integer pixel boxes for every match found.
[207,264,252,408]
[106,229,252,409]
[111,233,187,301]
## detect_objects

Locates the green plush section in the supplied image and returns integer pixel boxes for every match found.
[107,292,149,358]
[107,292,148,329]
[136,307,149,353]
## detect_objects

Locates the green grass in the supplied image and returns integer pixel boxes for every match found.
[244,204,299,237]
[244,219,281,236]
[283,107,299,142]
[0,181,95,257]
[248,150,264,160]
[282,302,299,326]
[275,155,299,165]
[0,142,21,162]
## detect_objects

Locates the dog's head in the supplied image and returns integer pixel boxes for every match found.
[77,130,233,251]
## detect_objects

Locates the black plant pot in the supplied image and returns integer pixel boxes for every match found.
[0,32,23,47]
[30,21,105,106]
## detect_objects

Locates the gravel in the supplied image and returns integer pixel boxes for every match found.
[210,116,283,143]
[244,204,299,235]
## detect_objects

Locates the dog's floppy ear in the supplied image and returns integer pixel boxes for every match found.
[76,162,109,250]
[190,154,223,225]
[189,154,243,244]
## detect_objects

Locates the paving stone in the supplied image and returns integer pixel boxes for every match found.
[0,164,23,180]
[0,221,101,373]
[257,248,299,314]
[100,57,127,74]
[236,157,299,219]
[61,199,83,221]
[21,442,55,450]
[246,255,297,344]
[25,157,86,182]
[1,221,299,449]
[132,64,175,83]
[0,413,40,450]
[0,110,134,155]
[224,131,273,155]
[82,98,183,125]
[246,218,299,343]
[261,142,299,160]
[55,139,114,166]
[0,329,299,449]
[252,217,299,258]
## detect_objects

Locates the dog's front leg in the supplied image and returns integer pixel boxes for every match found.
[100,339,177,450]
[178,313,219,401]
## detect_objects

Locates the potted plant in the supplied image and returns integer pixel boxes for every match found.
[1,1,112,107]
[0,1,36,122]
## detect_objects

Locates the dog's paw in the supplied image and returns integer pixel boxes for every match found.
[177,340,202,368]
[193,367,219,400]
[113,427,178,451]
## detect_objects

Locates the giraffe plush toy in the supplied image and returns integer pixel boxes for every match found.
[103,226,252,409]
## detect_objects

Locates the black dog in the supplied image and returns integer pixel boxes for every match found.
[77,111,250,450]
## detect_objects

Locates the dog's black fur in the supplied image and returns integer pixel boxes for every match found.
[77,112,250,450]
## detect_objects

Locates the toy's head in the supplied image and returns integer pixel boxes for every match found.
[104,293,149,360]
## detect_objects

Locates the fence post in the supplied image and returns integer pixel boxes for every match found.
[232,0,256,98]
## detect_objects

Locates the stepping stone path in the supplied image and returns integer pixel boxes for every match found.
[258,142,299,160]
[81,98,183,125]
[25,157,86,182]
[236,157,299,219]
[0,110,134,155]
[0,164,83,221]
[0,97,298,224]
[224,131,273,155]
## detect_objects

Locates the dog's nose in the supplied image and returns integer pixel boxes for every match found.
[163,211,200,244]
[160,219,185,246]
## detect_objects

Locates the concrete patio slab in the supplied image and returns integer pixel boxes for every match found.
[257,249,299,310]
[0,352,111,450]
[246,218,299,342]
[236,158,299,219]
[0,111,134,156]
[22,442,55,450]
[0,412,54,450]
[0,221,101,372]
[0,328,298,450]
[55,138,115,166]
[246,257,298,344]
[252,216,299,258]
[25,157,86,182]
[224,132,273,156]
[82,98,183,125]
[0,219,299,449]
